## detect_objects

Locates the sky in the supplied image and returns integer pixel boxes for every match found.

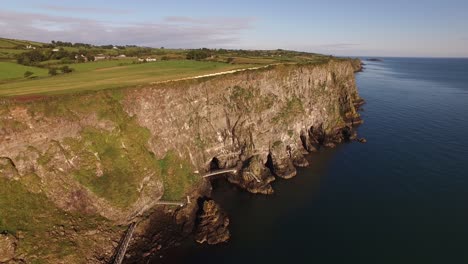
[1,0,468,57]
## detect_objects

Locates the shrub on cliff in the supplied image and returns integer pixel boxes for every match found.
[23,71,34,78]
[48,68,57,76]
[60,66,73,74]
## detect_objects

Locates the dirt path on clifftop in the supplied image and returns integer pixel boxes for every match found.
[150,64,279,85]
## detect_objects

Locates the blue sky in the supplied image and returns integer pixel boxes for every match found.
[1,0,468,57]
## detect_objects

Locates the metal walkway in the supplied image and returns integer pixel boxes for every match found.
[155,201,185,207]
[202,168,238,178]
[112,222,137,264]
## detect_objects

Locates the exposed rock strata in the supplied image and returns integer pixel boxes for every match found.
[228,155,275,194]
[0,234,17,263]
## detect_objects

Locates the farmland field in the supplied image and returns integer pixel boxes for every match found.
[0,60,253,96]
[0,62,49,81]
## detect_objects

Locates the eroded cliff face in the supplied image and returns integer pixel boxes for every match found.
[0,59,362,263]
[123,60,362,193]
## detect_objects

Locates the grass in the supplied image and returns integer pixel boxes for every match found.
[273,96,305,123]
[0,60,254,96]
[0,38,43,48]
[35,92,159,208]
[228,57,277,64]
[0,177,110,263]
[66,123,158,208]
[29,91,198,206]
[65,59,135,71]
[0,39,22,48]
[159,151,199,201]
[0,48,26,55]
[0,62,48,81]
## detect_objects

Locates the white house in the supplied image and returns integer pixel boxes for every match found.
[138,57,157,62]
[74,54,88,62]
[94,54,108,61]
[52,48,60,52]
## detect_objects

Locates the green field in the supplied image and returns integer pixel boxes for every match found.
[0,37,334,97]
[0,38,23,48]
[0,62,49,81]
[0,38,43,48]
[0,60,253,96]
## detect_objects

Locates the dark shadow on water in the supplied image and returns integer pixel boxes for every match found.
[150,147,343,264]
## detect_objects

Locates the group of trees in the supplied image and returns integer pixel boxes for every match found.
[16,49,72,66]
[48,41,92,48]
[16,48,96,66]
[48,66,74,76]
[123,47,152,57]
[16,50,47,65]
[186,48,212,60]
[186,48,284,61]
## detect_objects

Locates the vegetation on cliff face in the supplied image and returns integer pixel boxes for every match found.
[272,97,305,123]
[228,85,276,114]
[0,177,118,263]
[0,89,202,262]
[66,126,157,208]
[159,151,199,201]
[24,90,199,206]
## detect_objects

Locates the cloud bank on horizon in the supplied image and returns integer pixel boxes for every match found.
[1,0,468,57]
[0,10,254,49]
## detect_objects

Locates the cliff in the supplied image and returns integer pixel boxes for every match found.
[0,59,363,263]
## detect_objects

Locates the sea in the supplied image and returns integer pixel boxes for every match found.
[155,58,468,264]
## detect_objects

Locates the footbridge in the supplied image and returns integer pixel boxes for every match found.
[202,168,238,179]
[112,222,137,264]
[201,168,261,183]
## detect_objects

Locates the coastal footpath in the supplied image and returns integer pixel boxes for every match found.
[0,59,363,263]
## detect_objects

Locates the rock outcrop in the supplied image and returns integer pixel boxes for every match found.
[228,155,275,194]
[0,234,17,263]
[194,199,230,245]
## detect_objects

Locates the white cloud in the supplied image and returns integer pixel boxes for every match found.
[0,10,255,48]
[38,5,133,14]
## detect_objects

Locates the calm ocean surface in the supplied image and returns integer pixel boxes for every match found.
[157,58,468,264]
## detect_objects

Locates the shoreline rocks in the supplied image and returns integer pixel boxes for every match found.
[357,138,367,143]
[268,141,297,179]
[228,155,275,195]
[194,200,230,245]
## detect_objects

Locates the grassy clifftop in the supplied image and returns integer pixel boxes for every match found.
[0,37,334,97]
[0,60,254,96]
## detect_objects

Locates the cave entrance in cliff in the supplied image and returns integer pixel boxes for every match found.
[341,126,352,142]
[265,153,275,175]
[209,157,221,171]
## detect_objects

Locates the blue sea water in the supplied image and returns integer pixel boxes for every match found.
[157,58,468,264]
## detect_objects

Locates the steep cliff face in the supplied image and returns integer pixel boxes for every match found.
[0,59,362,262]
[123,60,362,192]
